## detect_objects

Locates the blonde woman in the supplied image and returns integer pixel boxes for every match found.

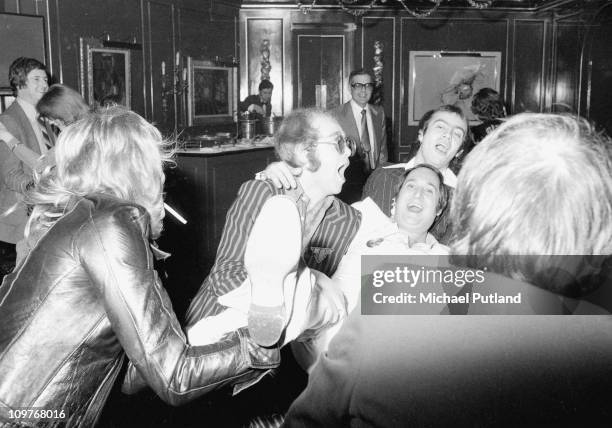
[0,107,281,426]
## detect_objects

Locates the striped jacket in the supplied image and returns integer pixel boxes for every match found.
[185,179,362,326]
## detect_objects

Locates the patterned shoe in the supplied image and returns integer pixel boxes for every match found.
[245,195,302,346]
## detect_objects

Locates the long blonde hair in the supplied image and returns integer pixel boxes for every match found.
[26,106,172,239]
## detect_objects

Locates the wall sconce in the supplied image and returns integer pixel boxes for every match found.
[161,51,188,135]
[98,32,142,50]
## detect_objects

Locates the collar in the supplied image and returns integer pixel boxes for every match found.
[350,99,369,116]
[383,157,457,188]
[287,180,334,215]
[16,98,39,121]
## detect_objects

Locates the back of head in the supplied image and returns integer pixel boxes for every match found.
[36,84,90,125]
[471,88,506,121]
[451,113,612,288]
[275,107,334,170]
[28,106,170,238]
[9,57,47,93]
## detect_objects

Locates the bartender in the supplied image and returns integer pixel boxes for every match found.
[239,79,273,120]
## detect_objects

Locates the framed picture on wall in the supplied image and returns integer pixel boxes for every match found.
[79,37,131,108]
[187,58,237,125]
[408,51,501,125]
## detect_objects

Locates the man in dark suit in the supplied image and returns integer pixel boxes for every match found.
[283,113,612,427]
[332,69,387,204]
[0,57,49,267]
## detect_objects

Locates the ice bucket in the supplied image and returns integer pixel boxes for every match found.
[239,119,258,139]
[260,117,283,136]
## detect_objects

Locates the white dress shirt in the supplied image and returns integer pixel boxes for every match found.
[349,99,375,151]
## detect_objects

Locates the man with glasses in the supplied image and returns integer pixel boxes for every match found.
[362,104,468,243]
[185,106,360,350]
[183,108,361,423]
[331,68,388,204]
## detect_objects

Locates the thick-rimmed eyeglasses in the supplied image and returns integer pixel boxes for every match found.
[351,83,374,90]
[316,135,356,156]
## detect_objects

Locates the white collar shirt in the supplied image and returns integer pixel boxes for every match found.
[349,99,375,151]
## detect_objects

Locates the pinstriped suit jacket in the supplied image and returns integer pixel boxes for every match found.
[185,179,362,326]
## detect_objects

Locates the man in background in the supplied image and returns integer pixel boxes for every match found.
[332,69,387,204]
[239,79,274,119]
[0,57,49,271]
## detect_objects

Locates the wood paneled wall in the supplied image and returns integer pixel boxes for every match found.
[2,0,239,132]
[240,4,599,161]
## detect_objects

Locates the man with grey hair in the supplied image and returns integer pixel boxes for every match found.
[284,113,612,427]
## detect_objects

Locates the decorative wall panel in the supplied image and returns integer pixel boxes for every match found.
[295,34,344,109]
[512,20,546,113]
[246,18,283,115]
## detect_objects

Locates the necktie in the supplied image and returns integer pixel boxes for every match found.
[360,109,374,170]
[38,117,54,149]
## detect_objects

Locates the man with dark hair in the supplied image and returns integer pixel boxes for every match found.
[332,68,388,204]
[0,57,49,267]
[362,104,468,243]
[239,79,274,118]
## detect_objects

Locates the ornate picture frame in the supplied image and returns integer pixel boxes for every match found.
[79,37,131,108]
[187,57,237,125]
[408,51,501,125]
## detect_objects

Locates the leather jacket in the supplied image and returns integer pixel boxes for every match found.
[0,194,280,427]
